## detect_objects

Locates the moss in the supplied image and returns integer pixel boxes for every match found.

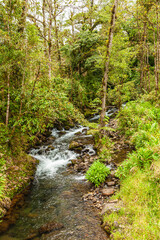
[0,153,37,220]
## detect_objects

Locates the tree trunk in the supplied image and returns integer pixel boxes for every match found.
[48,0,52,82]
[18,0,28,34]
[6,72,10,126]
[100,0,118,132]
[6,3,11,127]
[147,43,150,92]
[154,30,158,92]
[42,0,47,56]
[155,0,159,93]
[53,0,61,68]
[89,0,94,29]
[70,11,75,40]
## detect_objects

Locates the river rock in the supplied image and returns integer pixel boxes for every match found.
[101,203,119,215]
[101,222,111,234]
[101,188,115,196]
[46,145,55,151]
[69,141,81,150]
[71,159,77,165]
[59,131,66,136]
[43,137,56,146]
[38,221,64,235]
[24,233,38,240]
[107,181,116,186]
[74,135,94,145]
[75,131,83,136]
[36,149,43,155]
[77,162,85,171]
[61,191,72,197]
[110,170,116,178]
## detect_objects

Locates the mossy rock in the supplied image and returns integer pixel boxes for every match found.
[69,141,81,150]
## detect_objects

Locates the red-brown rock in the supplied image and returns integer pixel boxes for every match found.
[101,188,115,196]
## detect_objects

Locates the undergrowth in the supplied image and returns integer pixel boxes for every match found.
[103,99,160,240]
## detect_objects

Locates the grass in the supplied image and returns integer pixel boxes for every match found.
[103,98,160,240]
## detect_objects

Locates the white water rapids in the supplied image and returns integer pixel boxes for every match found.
[30,126,95,179]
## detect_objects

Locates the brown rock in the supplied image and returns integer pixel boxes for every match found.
[107,181,116,186]
[110,170,115,178]
[47,145,55,151]
[71,159,77,165]
[69,141,81,150]
[25,233,38,240]
[61,191,72,197]
[101,188,115,196]
[77,162,85,171]
[101,222,111,234]
[38,221,64,235]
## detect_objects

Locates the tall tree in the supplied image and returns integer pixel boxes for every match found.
[100,0,118,131]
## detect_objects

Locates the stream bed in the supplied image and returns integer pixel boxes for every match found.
[0,126,108,240]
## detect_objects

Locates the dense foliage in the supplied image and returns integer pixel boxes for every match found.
[103,99,160,239]
[0,0,160,237]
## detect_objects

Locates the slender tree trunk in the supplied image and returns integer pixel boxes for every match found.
[147,43,150,92]
[143,21,147,90]
[70,11,75,40]
[6,3,11,127]
[31,64,41,98]
[136,1,143,91]
[154,30,158,92]
[6,72,10,126]
[53,0,61,68]
[18,0,28,34]
[156,0,159,92]
[140,21,147,92]
[42,0,47,56]
[100,0,118,131]
[48,0,52,82]
[89,0,94,29]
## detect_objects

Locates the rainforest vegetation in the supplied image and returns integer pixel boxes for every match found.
[0,0,160,239]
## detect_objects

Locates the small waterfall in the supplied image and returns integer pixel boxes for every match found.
[30,126,88,179]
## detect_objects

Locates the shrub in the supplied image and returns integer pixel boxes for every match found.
[85,160,110,187]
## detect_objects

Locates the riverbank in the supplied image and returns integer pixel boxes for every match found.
[0,153,37,223]
[101,100,160,240]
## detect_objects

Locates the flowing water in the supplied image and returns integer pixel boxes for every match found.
[0,126,108,240]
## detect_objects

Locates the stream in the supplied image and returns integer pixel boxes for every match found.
[0,125,109,240]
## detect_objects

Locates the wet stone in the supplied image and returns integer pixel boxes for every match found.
[38,221,64,235]
[70,159,77,165]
